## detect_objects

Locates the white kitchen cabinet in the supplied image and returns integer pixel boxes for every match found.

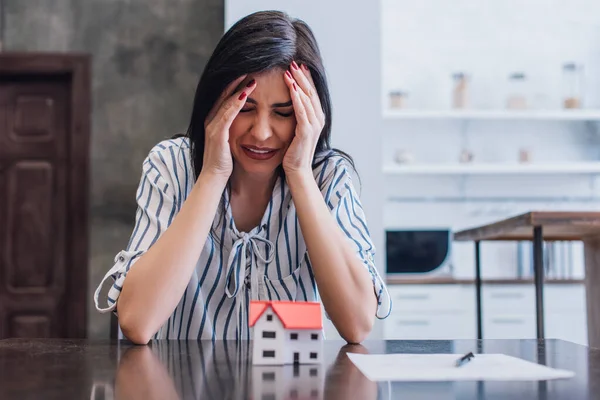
[482,313,536,339]
[482,285,536,339]
[384,283,588,345]
[545,285,586,312]
[545,285,587,345]
[387,284,475,313]
[385,284,475,340]
[384,312,475,339]
[483,286,535,313]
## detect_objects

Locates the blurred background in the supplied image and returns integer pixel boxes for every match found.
[1,0,599,344]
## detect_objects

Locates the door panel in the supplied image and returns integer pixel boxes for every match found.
[0,77,69,339]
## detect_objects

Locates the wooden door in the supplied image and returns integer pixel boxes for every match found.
[0,54,90,339]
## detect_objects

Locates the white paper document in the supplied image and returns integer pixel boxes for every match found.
[346,353,575,382]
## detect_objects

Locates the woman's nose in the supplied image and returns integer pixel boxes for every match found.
[249,117,273,141]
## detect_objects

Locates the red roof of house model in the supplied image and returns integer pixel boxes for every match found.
[249,300,323,330]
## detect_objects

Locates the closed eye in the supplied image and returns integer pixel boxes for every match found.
[240,108,293,118]
[276,111,294,117]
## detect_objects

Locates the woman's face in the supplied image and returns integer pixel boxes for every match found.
[229,69,296,176]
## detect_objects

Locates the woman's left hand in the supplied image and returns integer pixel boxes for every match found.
[282,61,325,176]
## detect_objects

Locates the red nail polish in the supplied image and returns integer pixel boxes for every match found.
[293,83,297,91]
[246,79,255,87]
[239,92,247,100]
[285,70,292,79]
[292,61,299,70]
[302,64,309,71]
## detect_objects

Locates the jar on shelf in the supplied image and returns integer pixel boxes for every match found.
[394,149,415,164]
[562,62,583,109]
[452,72,469,109]
[518,147,531,163]
[389,90,408,109]
[506,72,528,110]
[459,149,474,163]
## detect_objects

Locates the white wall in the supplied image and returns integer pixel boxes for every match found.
[225,2,385,339]
[382,0,600,110]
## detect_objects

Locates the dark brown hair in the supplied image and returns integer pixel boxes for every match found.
[184,10,355,179]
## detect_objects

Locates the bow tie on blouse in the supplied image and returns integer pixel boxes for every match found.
[225,232,275,301]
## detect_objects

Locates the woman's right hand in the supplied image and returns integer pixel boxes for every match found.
[202,75,257,179]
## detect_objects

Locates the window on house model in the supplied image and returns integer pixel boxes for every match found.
[290,389,298,398]
[310,389,319,398]
[290,333,298,340]
[263,350,275,358]
[262,331,276,339]
[310,352,317,359]
[310,368,318,377]
[311,333,318,340]
[266,314,273,321]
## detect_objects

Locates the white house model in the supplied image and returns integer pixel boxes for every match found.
[250,300,323,366]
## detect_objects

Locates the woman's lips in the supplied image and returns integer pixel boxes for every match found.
[241,145,279,161]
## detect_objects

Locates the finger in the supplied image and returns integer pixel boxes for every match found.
[301,63,316,88]
[292,62,325,124]
[213,79,257,133]
[290,61,315,99]
[205,74,248,127]
[300,64,325,124]
[284,70,316,129]
[286,69,318,126]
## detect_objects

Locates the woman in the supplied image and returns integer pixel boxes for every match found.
[94,10,391,344]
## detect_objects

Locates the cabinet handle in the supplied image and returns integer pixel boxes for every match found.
[396,294,430,300]
[492,318,525,325]
[490,292,524,299]
[397,320,430,326]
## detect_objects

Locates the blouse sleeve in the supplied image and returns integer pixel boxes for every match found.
[93,145,180,314]
[313,154,392,319]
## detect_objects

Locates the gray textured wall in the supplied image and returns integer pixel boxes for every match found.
[4,0,224,338]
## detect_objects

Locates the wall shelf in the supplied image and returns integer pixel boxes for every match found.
[383,162,600,175]
[383,109,600,121]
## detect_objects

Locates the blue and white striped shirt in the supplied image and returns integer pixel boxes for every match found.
[94,137,391,340]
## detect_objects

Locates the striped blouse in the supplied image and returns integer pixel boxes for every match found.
[94,137,391,340]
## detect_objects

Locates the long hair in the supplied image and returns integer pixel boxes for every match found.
[184,10,355,179]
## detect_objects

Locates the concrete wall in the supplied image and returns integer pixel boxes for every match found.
[4,0,224,338]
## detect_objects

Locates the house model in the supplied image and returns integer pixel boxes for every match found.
[250,300,323,365]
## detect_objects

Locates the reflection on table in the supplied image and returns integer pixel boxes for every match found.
[111,341,377,400]
[0,338,591,399]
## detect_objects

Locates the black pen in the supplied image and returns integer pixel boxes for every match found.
[455,352,475,367]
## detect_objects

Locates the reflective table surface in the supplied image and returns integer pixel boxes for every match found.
[0,339,597,399]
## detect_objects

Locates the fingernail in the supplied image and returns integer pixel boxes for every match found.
[285,70,292,79]
[239,92,247,100]
[293,83,297,91]
[302,64,309,71]
[246,79,255,87]
[292,61,299,70]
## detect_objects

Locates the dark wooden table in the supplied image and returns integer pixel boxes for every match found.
[454,211,600,346]
[0,339,596,399]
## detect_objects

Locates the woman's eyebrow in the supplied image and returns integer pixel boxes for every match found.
[246,98,292,107]
[272,100,293,107]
